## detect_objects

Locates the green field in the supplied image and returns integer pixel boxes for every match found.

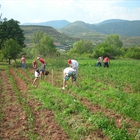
[0,57,140,140]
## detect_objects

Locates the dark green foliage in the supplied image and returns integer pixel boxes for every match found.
[93,34,123,58]
[32,31,57,57]
[68,39,93,55]
[0,19,25,49]
[2,39,22,64]
[125,46,140,59]
[105,34,123,48]
[93,43,114,58]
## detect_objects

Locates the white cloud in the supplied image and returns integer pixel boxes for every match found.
[0,0,140,24]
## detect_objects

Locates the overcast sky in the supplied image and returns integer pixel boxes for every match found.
[0,0,140,24]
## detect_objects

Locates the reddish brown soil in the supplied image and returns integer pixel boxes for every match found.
[1,67,139,140]
[0,71,29,140]
[17,68,110,140]
[0,68,68,140]
[44,69,140,137]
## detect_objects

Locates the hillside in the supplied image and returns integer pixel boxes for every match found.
[20,19,140,49]
[58,21,99,36]
[20,25,79,49]
[23,19,140,37]
[96,19,128,25]
[59,20,140,37]
[58,20,140,47]
[95,20,140,36]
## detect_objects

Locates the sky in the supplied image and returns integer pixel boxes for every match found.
[0,0,140,24]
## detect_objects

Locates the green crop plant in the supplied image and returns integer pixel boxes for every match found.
[1,57,139,139]
[0,74,5,121]
[6,68,40,139]
[27,79,133,140]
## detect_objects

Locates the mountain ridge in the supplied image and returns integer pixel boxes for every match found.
[22,20,70,29]
[21,19,140,49]
[22,19,140,36]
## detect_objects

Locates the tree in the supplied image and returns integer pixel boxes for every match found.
[105,34,123,48]
[125,46,140,59]
[93,43,114,58]
[32,31,57,57]
[2,39,22,64]
[68,39,93,55]
[0,19,25,50]
[93,34,123,58]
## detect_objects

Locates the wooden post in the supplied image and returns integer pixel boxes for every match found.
[52,69,53,85]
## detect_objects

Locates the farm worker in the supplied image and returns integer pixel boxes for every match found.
[96,56,103,67]
[103,56,110,68]
[67,59,79,76]
[32,60,38,70]
[20,55,26,69]
[37,57,46,70]
[62,67,77,89]
[32,68,49,85]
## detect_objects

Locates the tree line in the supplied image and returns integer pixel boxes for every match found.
[0,19,140,64]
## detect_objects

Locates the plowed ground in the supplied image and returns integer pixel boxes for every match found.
[0,68,68,140]
[0,67,139,140]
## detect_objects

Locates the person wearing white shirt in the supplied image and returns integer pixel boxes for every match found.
[96,56,103,67]
[62,67,76,89]
[67,59,79,76]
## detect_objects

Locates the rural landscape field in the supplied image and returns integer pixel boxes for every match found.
[1,1,140,139]
[0,57,140,140]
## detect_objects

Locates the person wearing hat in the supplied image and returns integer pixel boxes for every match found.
[62,67,76,89]
[37,57,46,70]
[32,68,49,86]
[67,59,79,76]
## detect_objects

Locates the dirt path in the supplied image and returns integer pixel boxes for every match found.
[0,68,68,140]
[15,68,140,139]
[10,68,69,140]
[0,70,29,139]
[45,69,140,138]
[17,68,110,140]
[73,94,139,136]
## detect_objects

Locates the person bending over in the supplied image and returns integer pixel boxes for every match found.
[37,57,46,70]
[62,67,77,89]
[32,68,49,85]
[67,59,79,76]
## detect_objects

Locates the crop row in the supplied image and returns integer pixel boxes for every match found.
[14,64,140,140]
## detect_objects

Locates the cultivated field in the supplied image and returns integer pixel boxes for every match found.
[0,58,140,140]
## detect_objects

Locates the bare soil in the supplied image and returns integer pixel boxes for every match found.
[0,68,68,140]
[0,67,139,140]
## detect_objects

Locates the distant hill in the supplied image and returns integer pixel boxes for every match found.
[20,19,140,48]
[22,19,140,36]
[20,25,80,50]
[59,20,140,37]
[22,20,70,29]
[58,19,140,47]
[57,21,100,37]
[94,20,140,36]
[96,19,128,25]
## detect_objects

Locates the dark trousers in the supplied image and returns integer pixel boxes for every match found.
[96,62,102,67]
[104,62,109,67]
